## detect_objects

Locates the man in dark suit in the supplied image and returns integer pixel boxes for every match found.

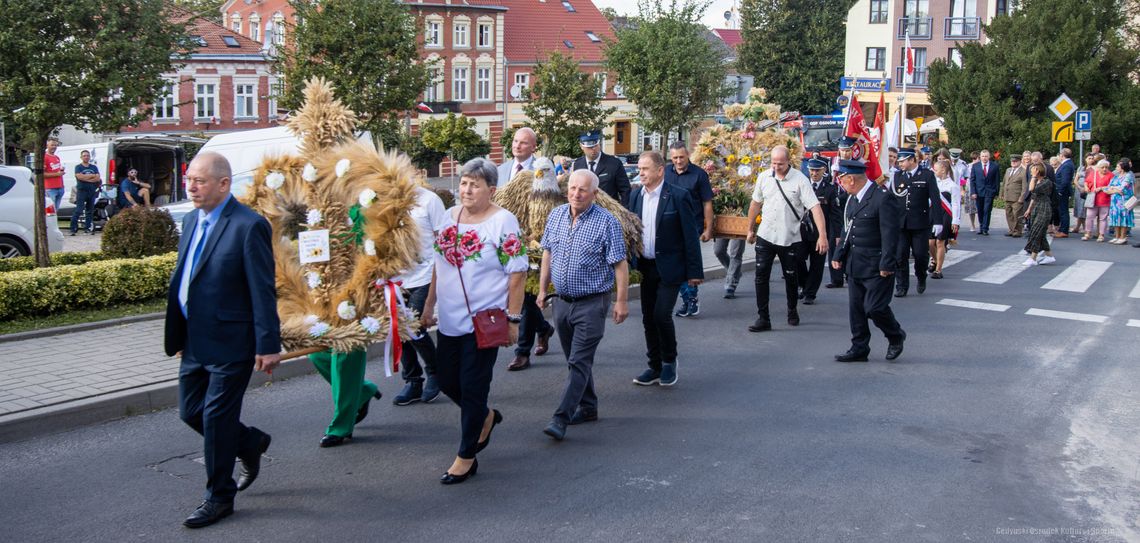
[625,151,702,387]
[969,149,1000,235]
[890,147,944,297]
[573,130,631,206]
[797,158,834,304]
[1053,147,1075,236]
[165,152,281,528]
[831,160,906,363]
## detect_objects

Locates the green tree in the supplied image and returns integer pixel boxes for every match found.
[928,0,1139,157]
[605,0,730,140]
[522,52,615,157]
[737,0,856,114]
[420,112,489,165]
[281,0,429,149]
[173,0,226,23]
[0,0,191,266]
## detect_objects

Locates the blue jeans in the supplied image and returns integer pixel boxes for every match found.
[679,282,700,305]
[400,284,437,383]
[46,188,64,211]
[69,183,98,233]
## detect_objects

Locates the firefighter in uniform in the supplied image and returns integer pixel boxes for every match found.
[831,160,906,363]
[889,147,944,297]
[825,138,856,289]
[797,158,834,303]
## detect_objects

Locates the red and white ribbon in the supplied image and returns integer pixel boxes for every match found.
[378,279,405,377]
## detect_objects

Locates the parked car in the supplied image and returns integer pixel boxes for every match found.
[0,165,64,258]
[161,199,197,234]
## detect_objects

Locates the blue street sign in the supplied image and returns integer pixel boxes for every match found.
[1075,110,1092,131]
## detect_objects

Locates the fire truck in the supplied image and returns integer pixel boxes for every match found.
[782,114,847,160]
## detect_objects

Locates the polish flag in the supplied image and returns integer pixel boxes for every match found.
[415,102,433,113]
[905,33,915,75]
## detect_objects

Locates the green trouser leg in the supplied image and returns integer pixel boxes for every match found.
[308,349,378,437]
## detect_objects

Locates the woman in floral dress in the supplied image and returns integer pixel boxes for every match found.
[1106,158,1135,244]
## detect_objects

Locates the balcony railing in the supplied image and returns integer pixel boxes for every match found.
[895,66,929,88]
[944,16,981,39]
[897,17,933,39]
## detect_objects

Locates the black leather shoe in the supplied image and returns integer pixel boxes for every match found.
[475,409,503,453]
[356,390,382,424]
[894,288,907,298]
[236,432,271,491]
[748,319,772,332]
[543,419,567,441]
[568,408,598,425]
[319,434,351,448]
[931,271,943,279]
[183,501,233,529]
[886,341,905,361]
[787,309,800,326]
[440,459,478,485]
[802,296,815,305]
[835,350,869,363]
[917,278,927,294]
[825,282,843,289]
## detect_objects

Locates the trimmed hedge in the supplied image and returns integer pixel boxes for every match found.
[0,252,178,320]
[102,206,180,258]
[0,251,110,273]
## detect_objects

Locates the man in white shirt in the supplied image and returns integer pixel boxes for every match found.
[745,146,828,332]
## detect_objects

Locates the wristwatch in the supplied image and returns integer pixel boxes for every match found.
[507,314,522,323]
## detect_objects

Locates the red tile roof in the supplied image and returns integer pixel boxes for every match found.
[187,14,266,55]
[502,0,614,63]
[712,28,742,49]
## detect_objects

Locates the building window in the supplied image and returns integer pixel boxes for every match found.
[900,47,928,85]
[585,31,601,42]
[273,14,285,45]
[514,73,530,89]
[231,15,241,33]
[595,73,607,98]
[153,81,177,120]
[250,16,261,42]
[614,82,625,98]
[477,21,492,48]
[235,83,256,118]
[453,67,469,102]
[996,0,1019,16]
[453,22,469,48]
[562,1,576,12]
[866,47,885,71]
[425,67,442,102]
[869,0,888,23]
[425,20,441,47]
[476,67,492,101]
[195,83,216,119]
[268,79,283,118]
[949,48,962,67]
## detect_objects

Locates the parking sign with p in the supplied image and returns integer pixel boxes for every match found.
[1075,110,1092,132]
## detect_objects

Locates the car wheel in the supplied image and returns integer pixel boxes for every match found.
[0,235,30,258]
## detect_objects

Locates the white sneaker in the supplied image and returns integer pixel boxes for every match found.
[1022,257,1038,266]
[1039,255,1056,265]
[1018,249,1029,256]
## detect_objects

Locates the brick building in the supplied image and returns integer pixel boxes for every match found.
[220,0,291,47]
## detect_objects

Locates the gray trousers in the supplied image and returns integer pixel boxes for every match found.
[714,238,746,289]
[552,294,608,424]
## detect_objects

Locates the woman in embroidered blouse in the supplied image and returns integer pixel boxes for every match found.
[422,158,527,484]
[1106,158,1135,244]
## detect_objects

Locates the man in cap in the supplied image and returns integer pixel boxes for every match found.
[890,147,944,297]
[825,155,850,289]
[831,160,906,363]
[796,158,834,304]
[1002,154,1027,237]
[830,137,857,178]
[919,146,932,169]
[573,130,631,206]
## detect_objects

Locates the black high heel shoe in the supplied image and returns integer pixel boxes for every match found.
[355,389,383,424]
[475,409,503,453]
[440,458,478,485]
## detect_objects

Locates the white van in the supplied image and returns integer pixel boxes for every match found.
[55,135,205,218]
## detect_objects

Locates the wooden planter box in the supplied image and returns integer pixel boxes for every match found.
[713,214,753,239]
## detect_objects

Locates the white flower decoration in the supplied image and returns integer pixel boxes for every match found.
[363,239,376,256]
[337,301,357,320]
[305,271,321,289]
[358,188,377,208]
[302,163,318,182]
[265,171,285,190]
[335,158,351,178]
[303,314,320,325]
[306,209,322,226]
[360,316,381,335]
[308,322,331,338]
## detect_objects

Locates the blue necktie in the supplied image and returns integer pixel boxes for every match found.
[179,219,210,316]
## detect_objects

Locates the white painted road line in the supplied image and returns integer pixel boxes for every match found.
[1130,277,1140,299]
[964,254,1032,285]
[1025,308,1108,323]
[1128,320,1140,328]
[937,298,1011,312]
[942,250,980,269]
[1041,260,1112,293]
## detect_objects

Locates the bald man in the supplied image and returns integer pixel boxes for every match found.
[164,152,281,528]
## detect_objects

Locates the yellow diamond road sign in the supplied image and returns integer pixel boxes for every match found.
[1052,121,1074,143]
[1049,93,1078,121]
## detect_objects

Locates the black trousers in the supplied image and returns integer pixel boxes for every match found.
[515,293,553,356]
[638,258,681,370]
[400,284,437,383]
[435,332,497,459]
[895,228,930,291]
[826,227,846,285]
[754,237,800,322]
[179,356,267,504]
[796,233,825,298]
[848,274,905,353]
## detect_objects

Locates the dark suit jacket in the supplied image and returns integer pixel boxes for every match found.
[893,167,945,230]
[164,196,281,363]
[626,182,703,284]
[834,185,902,279]
[970,161,1001,199]
[1055,158,1075,195]
[573,153,631,206]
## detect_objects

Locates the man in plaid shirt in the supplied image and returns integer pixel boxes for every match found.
[536,169,630,441]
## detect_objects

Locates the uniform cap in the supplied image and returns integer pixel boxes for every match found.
[836,159,867,175]
[837,137,858,149]
[807,158,828,170]
[578,130,602,147]
[897,148,917,159]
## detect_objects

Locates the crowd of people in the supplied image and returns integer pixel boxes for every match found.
[42,137,156,237]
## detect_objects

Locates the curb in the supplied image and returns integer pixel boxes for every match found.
[0,312,164,344]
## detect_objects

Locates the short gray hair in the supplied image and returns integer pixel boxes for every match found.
[1097,159,1111,169]
[668,141,688,152]
[568,168,599,191]
[515,127,537,144]
[460,157,498,186]
[193,151,232,180]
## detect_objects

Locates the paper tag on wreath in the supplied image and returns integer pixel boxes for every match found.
[298,229,331,264]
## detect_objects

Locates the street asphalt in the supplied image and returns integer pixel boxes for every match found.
[2,229,1138,542]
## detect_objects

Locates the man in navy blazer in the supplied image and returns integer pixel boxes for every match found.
[1053,147,1075,235]
[164,152,281,529]
[573,130,632,206]
[625,151,703,387]
[969,149,1000,235]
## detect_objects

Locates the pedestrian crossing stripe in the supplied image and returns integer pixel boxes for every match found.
[1128,320,1140,328]
[1040,260,1112,293]
[937,298,1010,312]
[941,250,980,269]
[963,254,1030,285]
[1130,277,1140,299]
[1025,308,1108,323]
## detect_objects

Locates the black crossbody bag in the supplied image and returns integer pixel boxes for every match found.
[773,176,815,238]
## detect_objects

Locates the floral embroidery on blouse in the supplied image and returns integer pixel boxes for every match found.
[434,224,485,267]
[496,232,526,265]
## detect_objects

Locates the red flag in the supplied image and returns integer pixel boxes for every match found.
[870,92,887,180]
[415,102,433,113]
[905,33,915,75]
[846,93,884,181]
[846,94,866,140]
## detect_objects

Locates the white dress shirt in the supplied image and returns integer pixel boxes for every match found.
[751,167,818,246]
[640,182,661,258]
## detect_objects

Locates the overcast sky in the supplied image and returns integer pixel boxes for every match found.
[590,0,743,29]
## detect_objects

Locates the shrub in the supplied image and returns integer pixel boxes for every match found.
[102,206,180,259]
[0,251,109,272]
[0,253,178,320]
